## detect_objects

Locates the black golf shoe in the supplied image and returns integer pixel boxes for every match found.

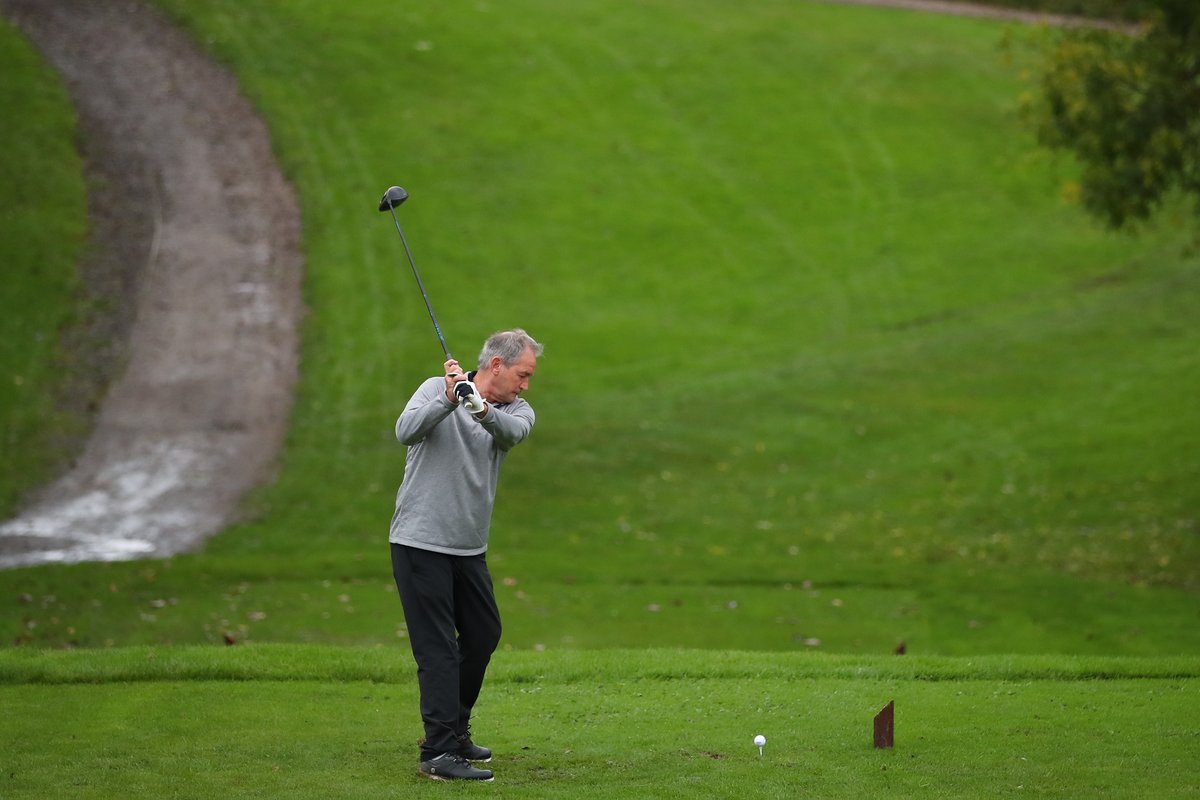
[457,733,493,762]
[418,753,494,782]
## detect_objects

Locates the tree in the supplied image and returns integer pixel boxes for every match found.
[1022,1,1199,233]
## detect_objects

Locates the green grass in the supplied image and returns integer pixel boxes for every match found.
[0,16,90,517]
[7,553,1197,655]
[1,647,1197,798]
[2,0,1197,653]
[5,3,1197,796]
[6,0,1189,655]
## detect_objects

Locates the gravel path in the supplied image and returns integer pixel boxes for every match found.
[0,0,303,568]
[816,0,1130,30]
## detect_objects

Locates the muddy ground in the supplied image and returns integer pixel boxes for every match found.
[0,0,303,568]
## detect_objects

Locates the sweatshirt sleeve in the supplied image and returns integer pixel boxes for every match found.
[475,399,535,451]
[395,377,457,445]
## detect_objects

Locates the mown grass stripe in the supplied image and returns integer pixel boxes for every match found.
[1,646,1196,686]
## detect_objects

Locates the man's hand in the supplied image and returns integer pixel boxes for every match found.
[444,359,467,403]
[457,381,486,415]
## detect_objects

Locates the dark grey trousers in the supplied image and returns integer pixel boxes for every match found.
[390,543,502,760]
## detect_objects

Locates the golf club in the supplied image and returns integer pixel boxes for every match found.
[378,185,457,370]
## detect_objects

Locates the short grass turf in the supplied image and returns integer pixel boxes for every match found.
[7,553,1198,656]
[1,647,1197,799]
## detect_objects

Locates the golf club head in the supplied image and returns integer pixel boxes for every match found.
[379,185,409,212]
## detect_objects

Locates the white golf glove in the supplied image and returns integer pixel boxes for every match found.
[456,381,486,415]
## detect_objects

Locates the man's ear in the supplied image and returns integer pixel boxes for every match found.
[490,356,504,374]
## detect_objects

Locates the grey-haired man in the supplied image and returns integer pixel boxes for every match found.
[389,329,542,782]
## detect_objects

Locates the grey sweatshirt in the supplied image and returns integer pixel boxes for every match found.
[389,374,535,555]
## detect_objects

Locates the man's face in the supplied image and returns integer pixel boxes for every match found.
[486,348,537,404]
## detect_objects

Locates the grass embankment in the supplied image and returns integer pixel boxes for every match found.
[6,0,1192,656]
[1,647,1197,798]
[0,16,89,518]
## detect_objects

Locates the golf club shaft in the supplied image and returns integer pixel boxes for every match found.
[386,204,453,362]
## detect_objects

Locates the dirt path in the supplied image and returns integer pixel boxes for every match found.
[0,0,303,568]
[817,0,1130,30]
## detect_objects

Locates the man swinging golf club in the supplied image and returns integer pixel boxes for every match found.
[377,188,542,780]
[389,329,542,782]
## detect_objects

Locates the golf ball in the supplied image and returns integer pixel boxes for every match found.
[754,735,766,747]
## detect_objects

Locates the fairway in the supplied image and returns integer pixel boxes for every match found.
[118,0,1199,654]
[2,0,1197,657]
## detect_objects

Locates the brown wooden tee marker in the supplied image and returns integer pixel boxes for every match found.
[874,700,895,749]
